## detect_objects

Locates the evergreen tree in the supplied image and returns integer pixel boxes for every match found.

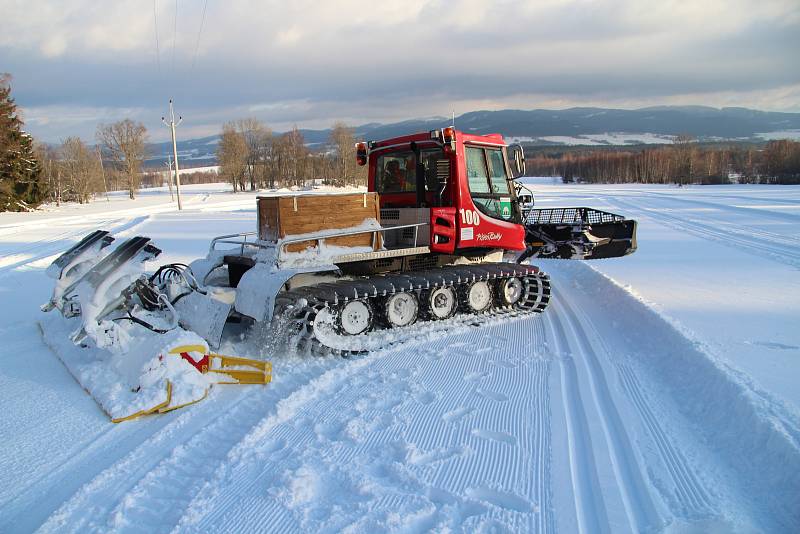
[0,74,42,211]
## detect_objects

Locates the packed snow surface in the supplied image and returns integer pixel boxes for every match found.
[1,182,799,532]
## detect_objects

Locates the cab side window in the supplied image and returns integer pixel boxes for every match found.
[376,152,416,193]
[466,147,491,193]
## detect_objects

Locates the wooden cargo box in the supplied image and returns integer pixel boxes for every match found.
[257,192,381,253]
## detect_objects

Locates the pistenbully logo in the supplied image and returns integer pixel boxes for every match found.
[477,232,502,242]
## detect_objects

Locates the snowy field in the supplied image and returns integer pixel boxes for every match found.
[507,133,676,146]
[0,182,799,533]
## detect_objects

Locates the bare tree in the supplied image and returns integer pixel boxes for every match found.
[60,137,102,203]
[673,134,697,186]
[329,122,355,186]
[284,127,308,188]
[236,118,272,190]
[218,118,373,190]
[269,127,308,188]
[34,142,61,205]
[217,122,248,192]
[96,119,147,199]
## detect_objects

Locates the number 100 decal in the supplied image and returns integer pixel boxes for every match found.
[459,209,481,225]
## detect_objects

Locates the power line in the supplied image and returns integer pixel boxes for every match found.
[172,0,178,74]
[191,0,209,70]
[152,0,161,79]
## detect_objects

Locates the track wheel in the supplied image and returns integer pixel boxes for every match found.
[428,286,457,320]
[338,299,372,335]
[465,280,493,313]
[498,277,524,307]
[384,292,419,328]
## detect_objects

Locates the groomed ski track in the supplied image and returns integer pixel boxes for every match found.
[1,184,799,532]
[22,263,798,533]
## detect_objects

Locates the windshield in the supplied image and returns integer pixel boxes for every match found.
[486,149,511,195]
[465,146,514,221]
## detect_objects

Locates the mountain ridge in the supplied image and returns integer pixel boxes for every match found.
[146,105,800,167]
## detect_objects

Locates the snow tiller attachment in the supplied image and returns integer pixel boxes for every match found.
[40,232,271,423]
[519,207,637,261]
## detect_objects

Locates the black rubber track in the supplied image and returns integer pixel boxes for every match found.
[271,262,550,356]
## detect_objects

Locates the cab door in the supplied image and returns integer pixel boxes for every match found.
[455,143,526,251]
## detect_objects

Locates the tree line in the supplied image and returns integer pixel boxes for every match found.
[525,136,800,185]
[31,119,149,206]
[216,118,366,192]
[1,72,366,212]
[2,70,150,209]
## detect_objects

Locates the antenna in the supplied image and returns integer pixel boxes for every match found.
[161,99,183,210]
[452,109,455,128]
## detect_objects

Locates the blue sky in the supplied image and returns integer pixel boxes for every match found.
[2,0,798,142]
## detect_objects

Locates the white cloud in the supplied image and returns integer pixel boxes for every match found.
[39,34,67,58]
[2,0,797,141]
[275,27,304,47]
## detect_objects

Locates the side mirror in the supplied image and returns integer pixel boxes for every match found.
[508,144,526,178]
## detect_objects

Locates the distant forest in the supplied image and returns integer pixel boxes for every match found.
[524,138,800,185]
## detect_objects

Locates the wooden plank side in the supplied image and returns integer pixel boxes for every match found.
[277,193,379,247]
[277,194,378,237]
[257,198,279,241]
[258,193,382,251]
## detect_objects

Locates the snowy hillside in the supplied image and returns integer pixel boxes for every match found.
[1,183,798,532]
[142,107,800,166]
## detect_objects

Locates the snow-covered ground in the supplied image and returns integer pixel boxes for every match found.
[756,130,800,141]
[533,133,676,146]
[0,182,798,533]
[164,165,220,176]
[506,130,800,146]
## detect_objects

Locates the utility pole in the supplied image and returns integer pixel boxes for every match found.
[96,146,110,202]
[165,159,174,201]
[56,167,61,207]
[162,99,183,210]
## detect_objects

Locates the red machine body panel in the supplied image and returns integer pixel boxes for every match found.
[366,129,526,254]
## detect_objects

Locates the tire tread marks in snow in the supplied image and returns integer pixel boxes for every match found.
[170,313,558,533]
[546,309,612,534]
[617,364,715,516]
[557,295,664,532]
[612,196,800,268]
